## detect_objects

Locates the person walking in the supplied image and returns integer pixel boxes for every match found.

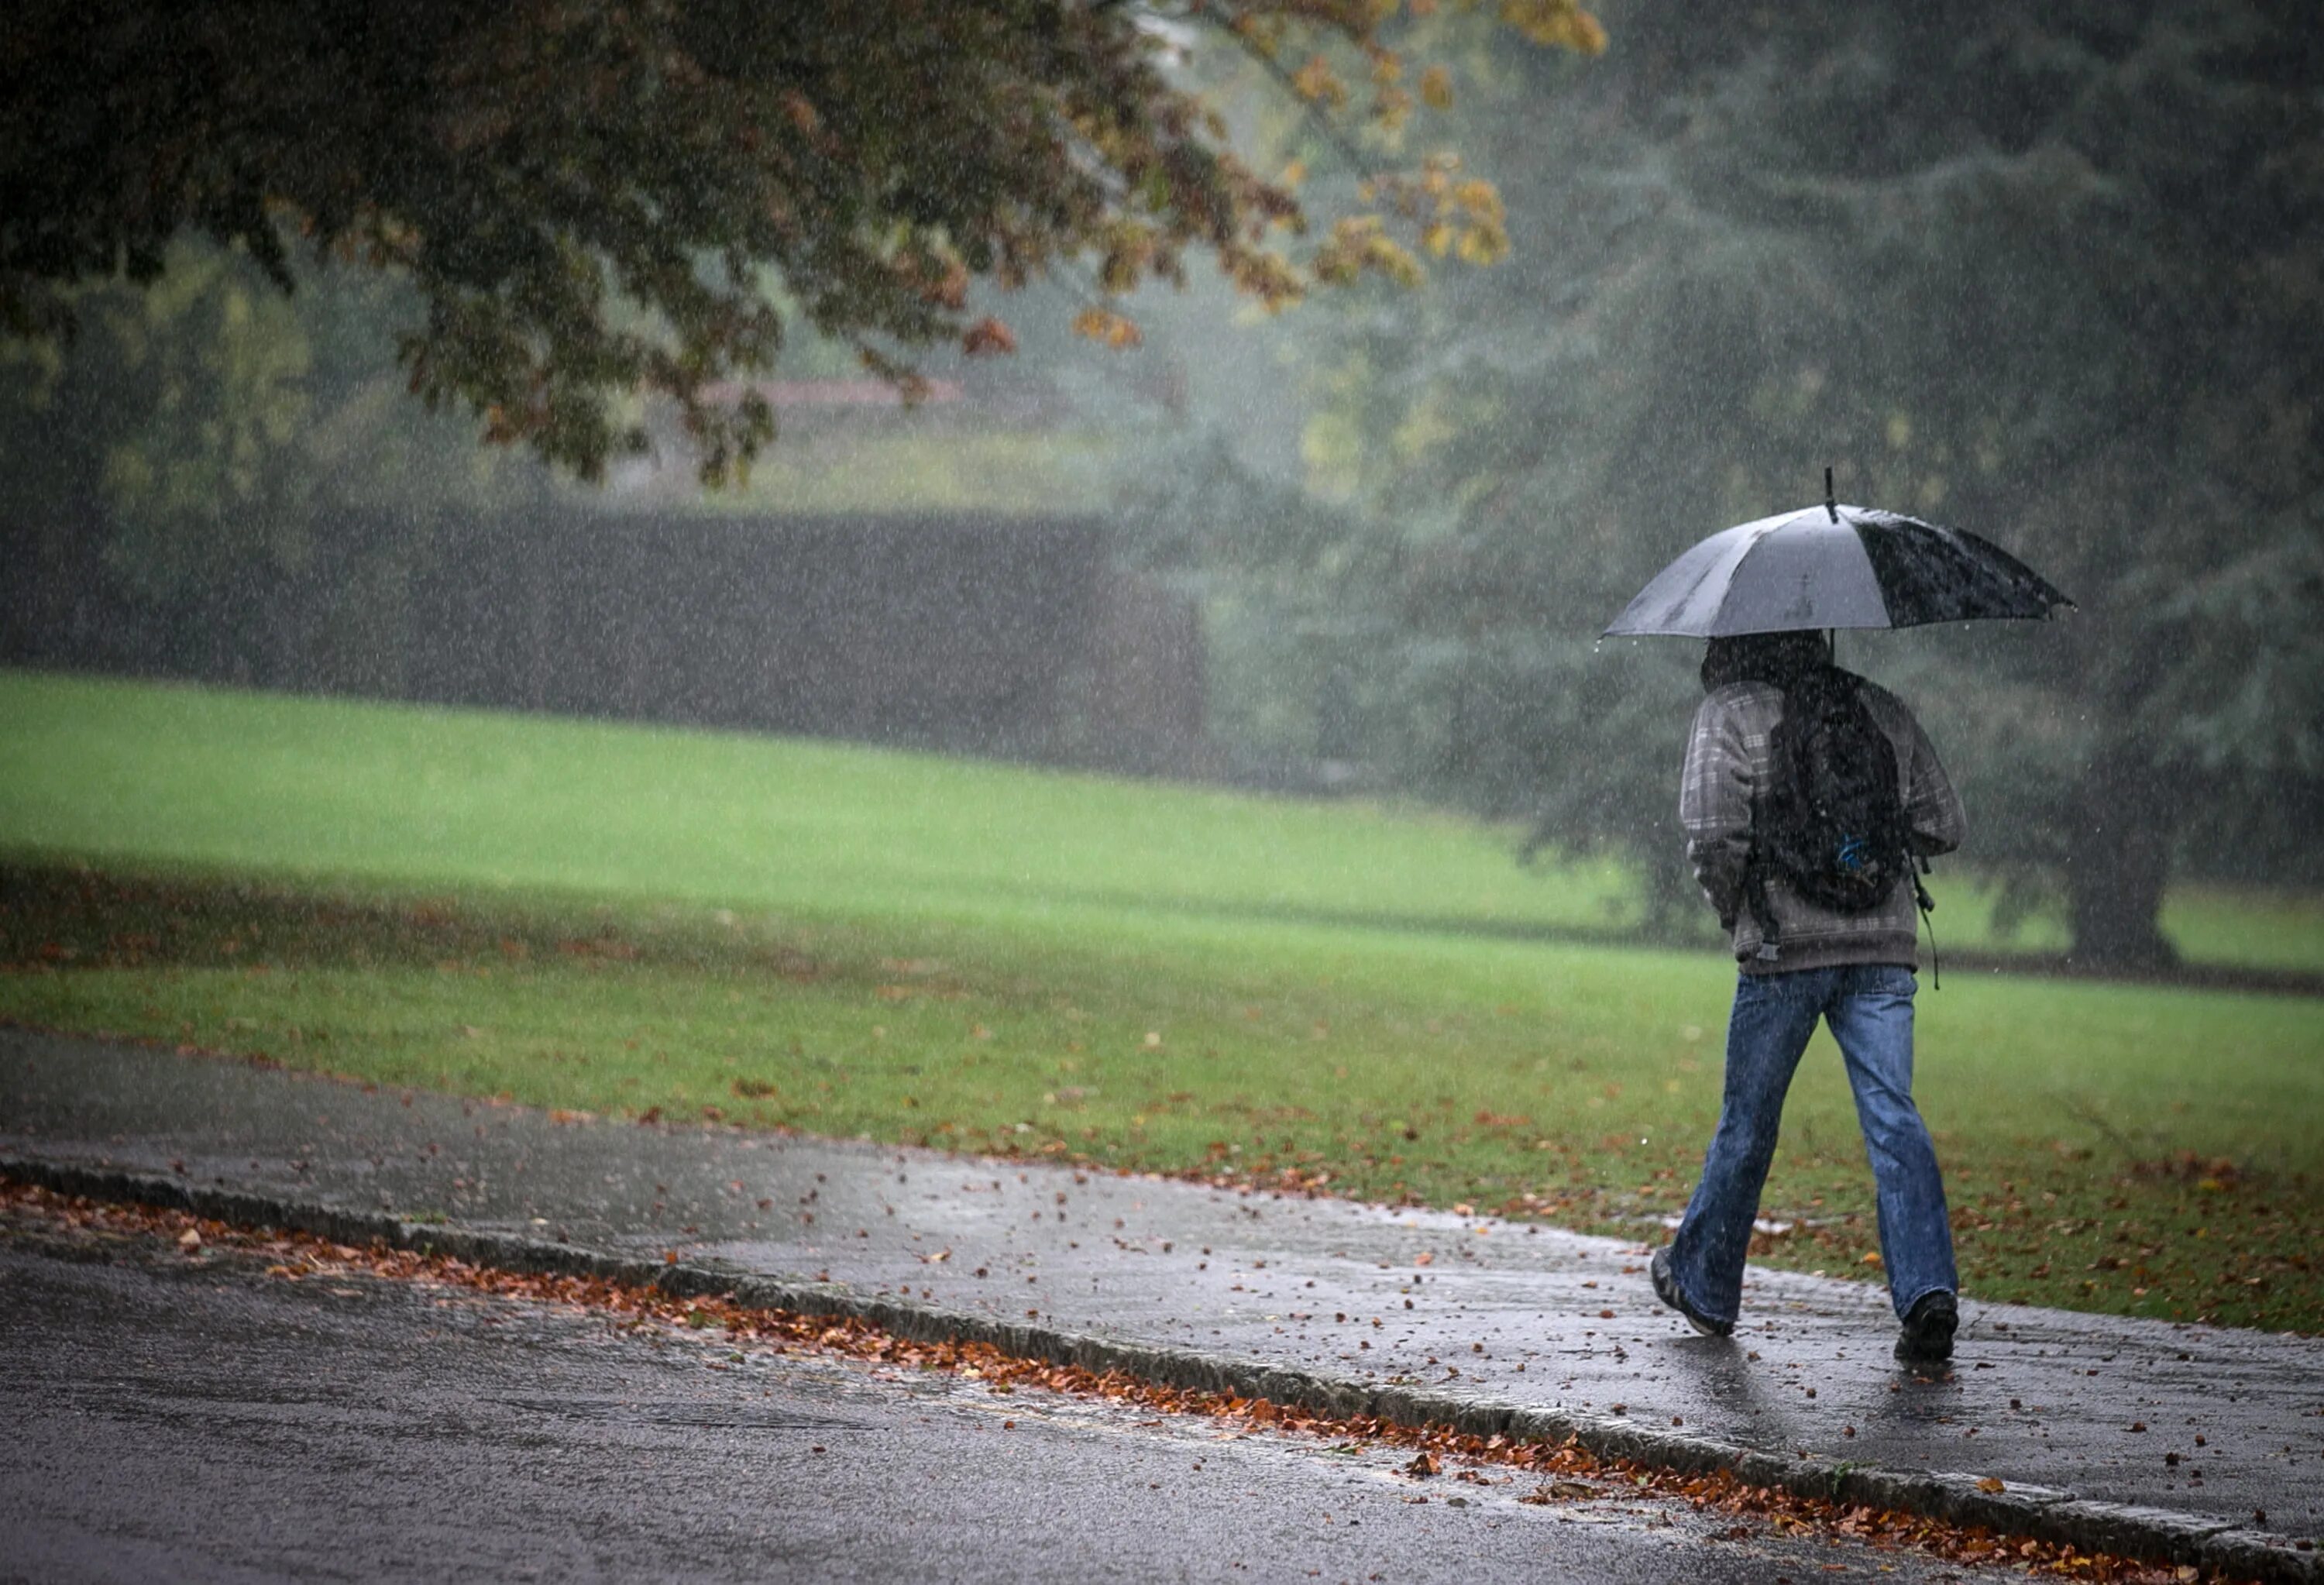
[1650,630,1966,1367]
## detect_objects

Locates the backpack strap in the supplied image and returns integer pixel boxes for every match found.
[1741,847,1782,960]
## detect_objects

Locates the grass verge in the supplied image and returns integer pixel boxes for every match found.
[5,862,2316,1333]
[2,670,2318,1332]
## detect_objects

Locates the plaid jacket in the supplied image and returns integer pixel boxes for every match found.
[1679,673,1965,975]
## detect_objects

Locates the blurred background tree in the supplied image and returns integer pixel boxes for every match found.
[0,241,544,685]
[1136,0,2324,966]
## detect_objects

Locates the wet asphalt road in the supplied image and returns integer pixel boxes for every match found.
[0,1221,2009,1585]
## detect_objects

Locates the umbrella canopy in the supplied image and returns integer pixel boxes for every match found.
[1603,503,2074,638]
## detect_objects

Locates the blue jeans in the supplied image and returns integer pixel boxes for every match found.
[1665,964,1957,1325]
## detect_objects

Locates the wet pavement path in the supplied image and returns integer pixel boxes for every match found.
[0,1215,2009,1584]
[5,1027,2320,1551]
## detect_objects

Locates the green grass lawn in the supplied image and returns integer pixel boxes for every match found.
[2,669,2319,1332]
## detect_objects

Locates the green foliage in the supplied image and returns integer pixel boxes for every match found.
[88,249,316,595]
[0,240,538,610]
[0,0,1603,483]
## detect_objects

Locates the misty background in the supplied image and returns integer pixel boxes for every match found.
[4,0,2319,972]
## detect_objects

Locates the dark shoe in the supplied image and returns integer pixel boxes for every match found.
[1650,1247,1732,1338]
[1895,1290,1958,1367]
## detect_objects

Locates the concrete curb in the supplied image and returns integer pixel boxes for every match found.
[7,1153,2315,1584]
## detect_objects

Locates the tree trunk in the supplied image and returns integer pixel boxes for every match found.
[2064,741,2179,970]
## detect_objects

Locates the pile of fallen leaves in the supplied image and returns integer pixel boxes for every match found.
[0,1177,2257,1583]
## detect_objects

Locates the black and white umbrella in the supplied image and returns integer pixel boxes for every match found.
[1603,482,2073,638]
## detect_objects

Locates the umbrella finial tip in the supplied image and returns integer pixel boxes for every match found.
[1824,465,1838,522]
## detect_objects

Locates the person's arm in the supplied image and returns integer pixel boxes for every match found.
[1679,693,1754,927]
[1900,711,1965,858]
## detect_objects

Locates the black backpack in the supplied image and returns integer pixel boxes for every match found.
[1747,665,1914,923]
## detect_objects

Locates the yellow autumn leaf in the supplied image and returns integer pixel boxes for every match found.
[1420,65,1454,110]
[1071,307,1143,349]
[1369,234,1425,287]
[1561,10,1610,54]
[1453,178,1503,222]
[1292,54,1347,107]
[1454,225,1507,265]
[1497,0,1608,55]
